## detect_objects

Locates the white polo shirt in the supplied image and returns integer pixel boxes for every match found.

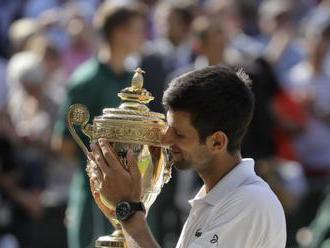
[176,158,286,248]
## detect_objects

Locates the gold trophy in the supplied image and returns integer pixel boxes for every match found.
[66,68,172,248]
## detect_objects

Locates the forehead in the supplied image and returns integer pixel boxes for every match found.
[166,110,193,128]
[126,16,144,26]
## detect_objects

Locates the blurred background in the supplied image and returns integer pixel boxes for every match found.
[0,0,330,247]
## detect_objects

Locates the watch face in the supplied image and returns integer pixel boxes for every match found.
[116,202,132,220]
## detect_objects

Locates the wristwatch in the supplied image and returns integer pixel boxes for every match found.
[115,201,146,221]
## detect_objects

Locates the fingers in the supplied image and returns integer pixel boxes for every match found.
[87,152,94,161]
[89,170,102,191]
[98,138,124,172]
[90,142,110,175]
[87,153,102,177]
[127,149,140,179]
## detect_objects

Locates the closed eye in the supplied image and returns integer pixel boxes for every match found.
[174,130,185,138]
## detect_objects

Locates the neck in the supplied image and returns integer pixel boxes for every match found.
[100,43,128,75]
[198,151,242,193]
[170,35,188,48]
[207,52,223,66]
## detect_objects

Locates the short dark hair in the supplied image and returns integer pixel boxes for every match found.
[94,2,145,42]
[171,5,194,27]
[163,65,255,153]
[192,16,224,42]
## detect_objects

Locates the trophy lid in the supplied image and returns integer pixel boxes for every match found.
[93,68,166,146]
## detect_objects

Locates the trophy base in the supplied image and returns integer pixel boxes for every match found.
[95,230,127,248]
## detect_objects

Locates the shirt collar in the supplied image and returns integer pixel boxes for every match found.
[189,158,256,207]
[96,57,131,81]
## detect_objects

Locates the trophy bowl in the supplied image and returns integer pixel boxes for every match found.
[66,68,172,248]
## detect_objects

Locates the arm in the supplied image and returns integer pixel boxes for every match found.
[89,138,160,248]
[121,212,160,248]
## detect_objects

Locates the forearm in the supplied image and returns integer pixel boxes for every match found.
[121,212,160,248]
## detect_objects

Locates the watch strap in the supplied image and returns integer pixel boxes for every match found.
[116,201,146,221]
[129,202,146,213]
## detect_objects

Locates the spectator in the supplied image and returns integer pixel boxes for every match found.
[257,0,306,86]
[287,19,330,182]
[61,2,95,77]
[26,34,66,106]
[140,2,197,113]
[8,18,39,55]
[151,1,196,72]
[2,51,53,248]
[54,2,146,247]
[6,51,57,145]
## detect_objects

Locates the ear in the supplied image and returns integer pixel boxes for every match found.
[206,131,228,152]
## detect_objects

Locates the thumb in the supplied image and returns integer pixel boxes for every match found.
[127,149,140,179]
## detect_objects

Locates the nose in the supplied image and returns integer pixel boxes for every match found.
[160,126,174,147]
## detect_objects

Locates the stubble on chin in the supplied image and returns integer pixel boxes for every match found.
[173,159,192,170]
[169,151,192,170]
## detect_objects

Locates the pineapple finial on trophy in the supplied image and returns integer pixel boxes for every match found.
[131,67,145,89]
[118,68,154,106]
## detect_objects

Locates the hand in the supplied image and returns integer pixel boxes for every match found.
[89,139,142,207]
[89,140,160,248]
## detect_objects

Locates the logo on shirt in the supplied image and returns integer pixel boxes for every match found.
[195,228,202,237]
[210,234,218,244]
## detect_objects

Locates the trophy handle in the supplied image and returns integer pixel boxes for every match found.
[67,104,93,156]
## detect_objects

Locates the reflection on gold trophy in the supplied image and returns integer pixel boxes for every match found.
[66,68,172,248]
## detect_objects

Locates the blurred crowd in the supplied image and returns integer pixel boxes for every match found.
[0,0,330,247]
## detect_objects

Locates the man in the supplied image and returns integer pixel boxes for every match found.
[89,66,287,247]
[140,2,196,113]
[54,2,146,247]
[150,16,230,245]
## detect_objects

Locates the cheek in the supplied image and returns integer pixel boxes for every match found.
[175,138,194,152]
[129,32,144,49]
[179,141,207,159]
[189,146,212,166]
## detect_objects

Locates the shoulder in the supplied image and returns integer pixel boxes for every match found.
[209,177,286,230]
[61,59,105,107]
[239,182,287,247]
[230,179,285,219]
[68,58,100,89]
[208,180,286,247]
